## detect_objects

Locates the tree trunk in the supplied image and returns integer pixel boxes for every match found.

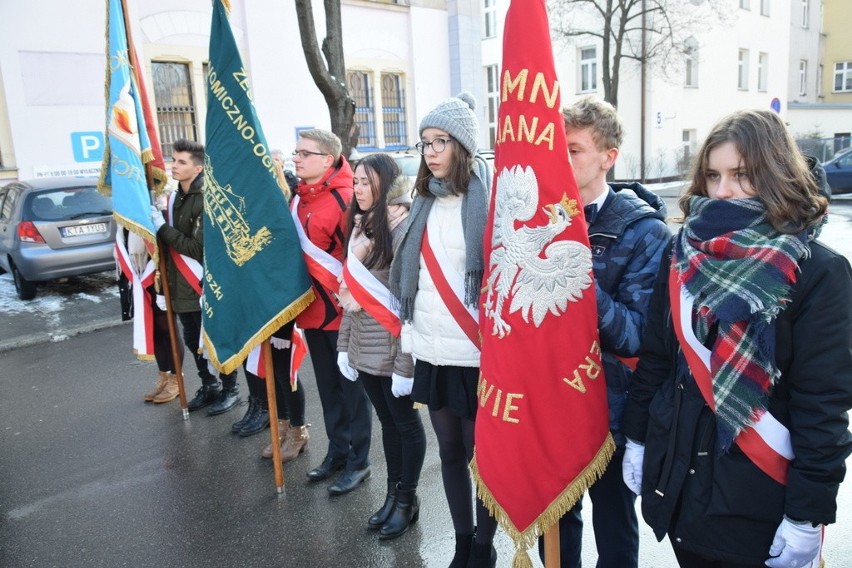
[294,0,359,157]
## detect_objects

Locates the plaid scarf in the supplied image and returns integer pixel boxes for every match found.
[674,196,809,449]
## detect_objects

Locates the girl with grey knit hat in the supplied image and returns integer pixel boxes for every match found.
[389,92,498,568]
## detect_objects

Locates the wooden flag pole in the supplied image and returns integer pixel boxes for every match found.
[262,340,286,492]
[544,525,560,568]
[158,246,189,418]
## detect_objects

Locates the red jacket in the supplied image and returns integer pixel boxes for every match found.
[293,156,353,330]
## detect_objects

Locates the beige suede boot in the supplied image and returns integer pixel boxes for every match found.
[261,419,290,459]
[143,371,170,402]
[280,425,309,463]
[152,373,179,404]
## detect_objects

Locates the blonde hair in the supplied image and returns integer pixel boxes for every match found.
[299,129,342,161]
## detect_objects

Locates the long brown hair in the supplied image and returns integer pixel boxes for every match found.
[345,153,399,269]
[413,140,473,198]
[680,109,827,233]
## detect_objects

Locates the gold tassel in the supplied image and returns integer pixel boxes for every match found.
[512,548,534,568]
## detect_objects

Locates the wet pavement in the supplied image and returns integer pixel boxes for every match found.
[2,192,852,567]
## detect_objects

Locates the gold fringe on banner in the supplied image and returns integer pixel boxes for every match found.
[203,288,315,376]
[221,0,232,14]
[470,431,616,568]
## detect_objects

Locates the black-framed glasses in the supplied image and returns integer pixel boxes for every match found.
[292,149,329,159]
[415,137,454,155]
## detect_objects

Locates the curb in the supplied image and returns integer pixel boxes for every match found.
[0,318,130,354]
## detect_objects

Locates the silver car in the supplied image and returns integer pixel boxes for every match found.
[0,177,116,300]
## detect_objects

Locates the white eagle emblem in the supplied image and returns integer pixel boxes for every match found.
[484,165,593,338]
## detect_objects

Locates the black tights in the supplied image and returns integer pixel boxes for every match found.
[429,406,497,544]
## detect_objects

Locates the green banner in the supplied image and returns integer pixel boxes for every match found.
[202,0,313,374]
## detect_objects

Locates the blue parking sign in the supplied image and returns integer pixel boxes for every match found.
[71,131,105,162]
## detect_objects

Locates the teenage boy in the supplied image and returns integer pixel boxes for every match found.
[291,129,372,495]
[542,97,671,567]
[151,138,240,416]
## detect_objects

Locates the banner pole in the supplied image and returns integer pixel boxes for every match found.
[158,245,189,418]
[544,526,561,568]
[263,340,285,492]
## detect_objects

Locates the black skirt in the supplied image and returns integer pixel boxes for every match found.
[412,360,480,421]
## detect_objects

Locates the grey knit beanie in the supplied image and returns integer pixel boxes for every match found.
[419,92,480,156]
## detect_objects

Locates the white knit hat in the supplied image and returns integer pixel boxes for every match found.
[419,92,480,156]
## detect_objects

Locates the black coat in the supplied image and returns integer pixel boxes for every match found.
[622,239,852,564]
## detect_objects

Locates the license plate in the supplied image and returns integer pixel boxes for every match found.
[61,223,107,237]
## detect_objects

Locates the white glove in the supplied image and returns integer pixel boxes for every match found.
[622,438,645,496]
[391,374,414,398]
[155,294,167,311]
[151,205,166,230]
[269,336,291,350]
[765,516,822,568]
[337,352,357,381]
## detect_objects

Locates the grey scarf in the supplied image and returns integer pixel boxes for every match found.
[390,155,490,322]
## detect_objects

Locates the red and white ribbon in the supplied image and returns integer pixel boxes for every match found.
[669,269,793,485]
[290,194,342,295]
[115,233,156,358]
[166,192,203,296]
[245,327,308,391]
[341,239,401,337]
[421,226,480,348]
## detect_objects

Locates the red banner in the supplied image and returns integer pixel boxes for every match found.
[473,0,614,563]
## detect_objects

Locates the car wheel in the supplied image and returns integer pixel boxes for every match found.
[11,261,37,300]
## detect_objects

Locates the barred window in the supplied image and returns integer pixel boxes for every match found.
[152,62,198,158]
[348,71,376,148]
[381,73,407,149]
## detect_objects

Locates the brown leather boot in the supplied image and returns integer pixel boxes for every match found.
[143,371,170,402]
[152,373,179,404]
[261,419,290,459]
[280,425,309,463]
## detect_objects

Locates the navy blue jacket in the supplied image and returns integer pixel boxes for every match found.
[588,182,671,445]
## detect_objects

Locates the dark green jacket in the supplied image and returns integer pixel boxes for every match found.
[157,174,204,313]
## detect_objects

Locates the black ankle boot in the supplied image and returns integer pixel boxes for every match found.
[449,533,473,568]
[239,400,269,436]
[466,539,496,568]
[367,482,398,530]
[187,382,221,412]
[231,396,258,432]
[378,486,419,540]
[208,372,240,416]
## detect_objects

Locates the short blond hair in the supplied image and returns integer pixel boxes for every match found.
[562,96,624,151]
[299,129,342,160]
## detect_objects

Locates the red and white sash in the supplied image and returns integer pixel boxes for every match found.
[421,226,480,348]
[115,233,157,357]
[669,270,793,485]
[341,238,402,337]
[245,327,307,390]
[290,194,342,295]
[166,192,203,296]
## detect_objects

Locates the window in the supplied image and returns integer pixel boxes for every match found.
[679,130,697,173]
[485,64,500,148]
[801,0,809,28]
[758,52,768,92]
[483,0,497,39]
[739,0,750,9]
[580,47,597,92]
[834,134,851,154]
[834,62,852,93]
[684,38,699,87]
[347,71,375,148]
[760,0,770,16]
[738,49,750,90]
[152,62,199,158]
[799,60,808,96]
[381,73,407,149]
